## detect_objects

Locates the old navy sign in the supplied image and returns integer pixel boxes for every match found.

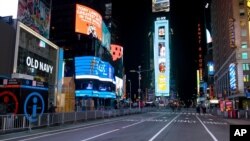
[26,56,53,74]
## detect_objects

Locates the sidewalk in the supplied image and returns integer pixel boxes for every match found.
[223,118,250,125]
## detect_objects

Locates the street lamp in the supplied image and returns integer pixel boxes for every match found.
[128,79,132,109]
[130,65,152,110]
[130,65,142,110]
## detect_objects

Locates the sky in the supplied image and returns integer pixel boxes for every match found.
[0,0,203,100]
[0,1,18,18]
[113,0,202,100]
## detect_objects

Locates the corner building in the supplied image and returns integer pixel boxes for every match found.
[211,0,250,110]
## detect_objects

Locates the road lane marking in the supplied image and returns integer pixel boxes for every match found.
[196,116,218,141]
[148,114,180,141]
[0,119,122,141]
[81,129,120,141]
[122,121,144,129]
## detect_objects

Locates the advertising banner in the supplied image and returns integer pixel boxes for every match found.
[152,0,170,13]
[229,63,237,91]
[110,44,123,61]
[75,56,115,82]
[17,0,51,38]
[102,22,111,50]
[75,4,102,41]
[154,19,169,96]
[14,22,58,84]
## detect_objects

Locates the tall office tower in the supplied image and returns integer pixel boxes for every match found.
[211,0,250,110]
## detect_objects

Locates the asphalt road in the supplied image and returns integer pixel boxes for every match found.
[0,110,230,141]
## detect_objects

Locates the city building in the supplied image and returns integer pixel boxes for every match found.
[0,0,62,119]
[50,0,123,110]
[211,0,250,110]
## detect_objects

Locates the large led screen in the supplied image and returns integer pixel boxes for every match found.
[154,19,170,96]
[110,44,123,61]
[75,4,102,41]
[102,22,111,50]
[14,22,59,84]
[17,0,51,38]
[75,56,115,82]
[115,76,123,97]
[152,0,170,13]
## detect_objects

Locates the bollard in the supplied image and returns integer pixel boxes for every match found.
[47,114,50,127]
[3,117,6,131]
[246,111,248,119]
[23,116,26,128]
[38,115,41,126]
[237,111,240,119]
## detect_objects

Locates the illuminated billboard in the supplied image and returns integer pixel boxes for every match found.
[75,4,103,41]
[14,22,59,84]
[154,19,170,96]
[75,56,115,82]
[207,61,215,76]
[102,22,111,50]
[17,0,51,38]
[229,63,236,91]
[152,0,170,13]
[115,76,123,97]
[110,44,123,61]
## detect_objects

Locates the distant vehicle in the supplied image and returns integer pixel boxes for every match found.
[145,101,155,107]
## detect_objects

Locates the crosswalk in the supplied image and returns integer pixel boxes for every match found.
[150,111,213,116]
[122,118,228,125]
[121,111,228,125]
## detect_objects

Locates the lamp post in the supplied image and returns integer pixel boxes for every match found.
[130,65,152,110]
[128,80,131,109]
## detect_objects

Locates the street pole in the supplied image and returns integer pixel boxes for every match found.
[128,80,132,110]
[130,66,152,111]
[138,65,141,110]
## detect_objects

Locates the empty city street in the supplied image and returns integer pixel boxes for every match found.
[0,110,230,141]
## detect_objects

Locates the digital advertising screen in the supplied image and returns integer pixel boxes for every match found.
[0,78,48,122]
[14,22,59,84]
[154,19,170,97]
[229,63,236,91]
[17,0,51,38]
[115,76,123,97]
[75,56,115,82]
[75,79,116,98]
[207,61,214,76]
[75,4,103,41]
[110,44,123,61]
[152,0,170,13]
[102,22,111,50]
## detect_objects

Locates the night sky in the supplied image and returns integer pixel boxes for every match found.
[112,0,202,100]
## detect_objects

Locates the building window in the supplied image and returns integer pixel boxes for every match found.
[241,41,248,48]
[243,63,250,70]
[239,0,244,5]
[244,75,250,82]
[241,29,247,36]
[240,20,246,27]
[240,9,245,16]
[242,52,248,59]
